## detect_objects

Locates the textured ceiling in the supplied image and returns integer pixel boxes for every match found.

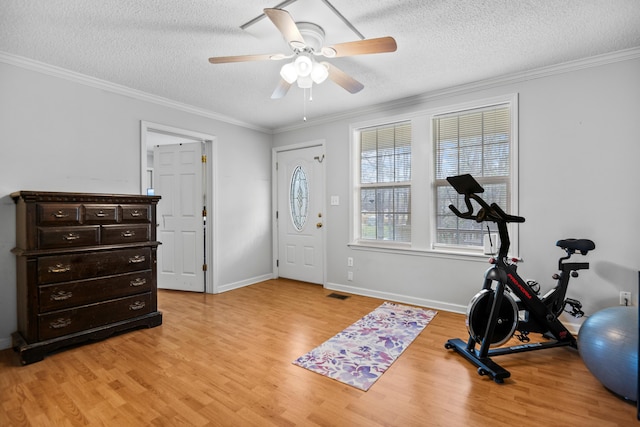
[2,0,640,131]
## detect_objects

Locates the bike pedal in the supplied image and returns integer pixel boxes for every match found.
[565,298,582,307]
[526,280,540,295]
[563,298,585,318]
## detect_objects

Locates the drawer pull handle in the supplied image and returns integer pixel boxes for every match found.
[95,211,108,218]
[53,210,69,219]
[129,301,146,311]
[50,318,72,329]
[121,230,136,238]
[63,233,80,241]
[130,278,147,287]
[51,290,73,301]
[130,210,142,217]
[128,255,146,264]
[48,263,71,273]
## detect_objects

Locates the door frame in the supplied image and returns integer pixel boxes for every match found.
[140,121,218,293]
[272,139,327,285]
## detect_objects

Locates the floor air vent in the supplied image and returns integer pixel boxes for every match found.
[327,293,350,300]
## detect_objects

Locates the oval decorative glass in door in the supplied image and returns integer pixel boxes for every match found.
[290,165,309,231]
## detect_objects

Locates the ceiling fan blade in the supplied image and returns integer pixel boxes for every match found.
[321,62,364,94]
[325,36,397,58]
[271,79,292,99]
[208,53,283,64]
[264,8,305,49]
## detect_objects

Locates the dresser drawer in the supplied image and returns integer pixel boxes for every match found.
[102,224,151,244]
[38,226,100,249]
[84,204,119,224]
[38,293,152,340]
[122,205,151,222]
[39,270,154,312]
[37,204,82,226]
[38,247,152,284]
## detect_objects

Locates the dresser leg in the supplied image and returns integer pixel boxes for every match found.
[11,313,163,365]
[12,332,45,365]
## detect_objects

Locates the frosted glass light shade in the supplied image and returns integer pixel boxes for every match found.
[280,62,297,84]
[311,62,328,83]
[294,55,313,77]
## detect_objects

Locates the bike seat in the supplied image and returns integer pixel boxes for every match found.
[556,239,595,255]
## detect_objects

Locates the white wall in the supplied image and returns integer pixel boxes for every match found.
[0,60,273,349]
[273,54,640,329]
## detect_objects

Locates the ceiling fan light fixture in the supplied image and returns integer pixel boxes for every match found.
[212,7,399,103]
[294,55,313,77]
[297,75,313,89]
[310,62,328,84]
[280,62,298,84]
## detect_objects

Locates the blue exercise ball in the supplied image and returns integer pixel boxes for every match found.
[578,306,638,401]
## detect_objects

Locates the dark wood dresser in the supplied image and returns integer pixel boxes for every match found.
[11,191,163,364]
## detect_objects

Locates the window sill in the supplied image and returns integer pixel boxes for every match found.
[348,241,493,263]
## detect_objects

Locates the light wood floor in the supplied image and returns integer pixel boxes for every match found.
[0,278,636,426]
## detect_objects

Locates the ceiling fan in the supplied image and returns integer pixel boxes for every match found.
[208,8,397,99]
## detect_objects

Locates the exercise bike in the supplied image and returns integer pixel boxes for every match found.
[443,174,595,383]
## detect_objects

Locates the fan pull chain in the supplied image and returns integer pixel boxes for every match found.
[303,88,307,122]
[302,87,314,122]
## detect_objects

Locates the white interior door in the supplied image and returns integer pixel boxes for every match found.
[277,145,325,284]
[154,142,205,292]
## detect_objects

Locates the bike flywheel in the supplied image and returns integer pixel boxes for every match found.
[466,289,518,346]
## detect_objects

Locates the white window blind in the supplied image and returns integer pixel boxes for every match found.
[359,122,411,242]
[434,104,511,248]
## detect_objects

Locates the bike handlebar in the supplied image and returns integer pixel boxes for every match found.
[446,174,525,224]
[449,198,524,224]
[490,202,525,224]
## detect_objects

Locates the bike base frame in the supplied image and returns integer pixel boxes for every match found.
[444,337,576,383]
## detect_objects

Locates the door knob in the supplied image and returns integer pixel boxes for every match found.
[316,222,323,228]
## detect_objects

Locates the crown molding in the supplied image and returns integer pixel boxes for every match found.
[2,47,638,136]
[274,46,640,133]
[0,51,272,134]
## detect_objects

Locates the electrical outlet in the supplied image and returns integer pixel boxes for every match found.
[347,271,353,281]
[620,291,631,306]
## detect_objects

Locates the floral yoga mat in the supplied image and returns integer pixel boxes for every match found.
[292,301,437,391]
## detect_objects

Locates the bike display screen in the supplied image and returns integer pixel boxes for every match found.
[447,174,485,195]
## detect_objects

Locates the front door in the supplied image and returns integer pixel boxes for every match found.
[276,145,325,284]
[154,142,205,292]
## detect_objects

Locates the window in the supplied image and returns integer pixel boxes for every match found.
[290,165,309,231]
[351,94,517,255]
[434,104,512,249]
[358,122,411,242]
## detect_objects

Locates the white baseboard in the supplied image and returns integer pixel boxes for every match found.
[325,281,467,314]
[324,281,584,335]
[215,273,274,294]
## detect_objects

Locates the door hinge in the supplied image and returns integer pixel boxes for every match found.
[203,264,208,271]
[276,210,278,219]
[275,162,278,170]
[202,208,207,217]
[202,155,207,163]
[276,259,279,267]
